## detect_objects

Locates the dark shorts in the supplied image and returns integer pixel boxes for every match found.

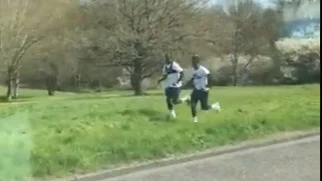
[190,89,209,110]
[165,87,180,101]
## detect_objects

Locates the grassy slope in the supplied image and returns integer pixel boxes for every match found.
[0,85,320,180]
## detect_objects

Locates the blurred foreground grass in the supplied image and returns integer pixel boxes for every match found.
[0,84,320,180]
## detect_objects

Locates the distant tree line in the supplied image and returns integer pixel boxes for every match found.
[0,0,320,101]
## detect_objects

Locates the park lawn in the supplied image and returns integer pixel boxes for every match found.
[0,84,320,181]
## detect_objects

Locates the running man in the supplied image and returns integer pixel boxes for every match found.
[158,54,185,119]
[185,55,221,123]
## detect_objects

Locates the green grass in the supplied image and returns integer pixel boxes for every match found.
[0,84,320,181]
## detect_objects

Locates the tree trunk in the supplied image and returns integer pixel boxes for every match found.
[46,75,58,96]
[46,62,59,96]
[231,29,239,87]
[130,59,143,96]
[269,40,283,83]
[6,79,13,102]
[232,55,238,86]
[232,66,238,86]
[13,72,20,99]
[130,75,143,95]
[48,89,55,96]
[74,73,81,89]
[6,66,14,101]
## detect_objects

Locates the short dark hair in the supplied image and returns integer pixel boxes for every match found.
[192,54,201,62]
[165,54,172,62]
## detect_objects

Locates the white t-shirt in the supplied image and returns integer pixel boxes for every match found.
[162,61,183,88]
[192,65,210,90]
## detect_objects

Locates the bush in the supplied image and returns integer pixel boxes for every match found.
[207,55,275,86]
[276,38,320,84]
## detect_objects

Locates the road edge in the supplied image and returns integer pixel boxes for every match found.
[52,129,320,181]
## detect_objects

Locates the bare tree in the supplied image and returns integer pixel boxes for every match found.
[276,38,320,84]
[0,0,76,101]
[83,0,208,95]
[27,35,75,95]
[264,0,310,83]
[206,0,273,86]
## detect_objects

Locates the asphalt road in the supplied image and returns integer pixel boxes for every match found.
[104,135,320,181]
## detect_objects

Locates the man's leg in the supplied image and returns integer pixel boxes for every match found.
[165,88,174,110]
[190,89,199,122]
[172,87,182,105]
[200,90,221,112]
[165,88,176,118]
[172,88,191,106]
[200,90,212,110]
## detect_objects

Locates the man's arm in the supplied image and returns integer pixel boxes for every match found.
[158,65,167,84]
[182,71,194,88]
[207,74,211,86]
[158,75,167,84]
[177,71,184,83]
[173,62,184,84]
[183,77,193,87]
[204,67,211,88]
[207,74,211,81]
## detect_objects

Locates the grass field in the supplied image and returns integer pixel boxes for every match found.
[0,84,320,181]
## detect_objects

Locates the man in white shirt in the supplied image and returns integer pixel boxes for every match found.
[158,54,185,119]
[185,55,221,123]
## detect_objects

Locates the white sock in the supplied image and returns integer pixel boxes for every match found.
[193,117,198,123]
[180,95,190,102]
[169,110,176,118]
[211,102,221,112]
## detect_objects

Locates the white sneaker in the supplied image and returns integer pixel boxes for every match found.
[169,110,176,119]
[211,102,221,112]
[180,95,190,105]
[193,117,198,123]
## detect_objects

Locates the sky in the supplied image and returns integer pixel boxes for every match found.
[211,0,320,21]
[211,0,275,8]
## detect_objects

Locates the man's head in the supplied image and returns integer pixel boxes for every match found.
[192,54,201,69]
[165,54,172,64]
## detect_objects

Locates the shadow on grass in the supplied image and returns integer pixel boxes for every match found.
[0,95,35,104]
[0,92,164,104]
[0,96,6,102]
[119,108,169,123]
[64,92,164,102]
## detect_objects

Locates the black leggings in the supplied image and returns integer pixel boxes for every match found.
[165,87,182,110]
[190,89,212,117]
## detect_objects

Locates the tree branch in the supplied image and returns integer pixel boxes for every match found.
[142,72,153,79]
